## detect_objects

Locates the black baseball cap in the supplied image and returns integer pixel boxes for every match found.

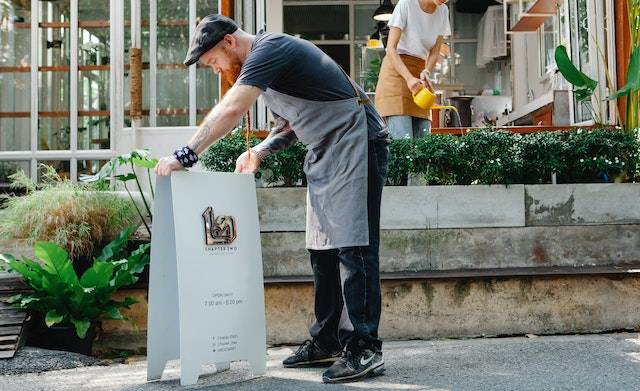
[184,14,239,66]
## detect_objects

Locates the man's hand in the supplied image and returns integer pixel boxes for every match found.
[155,156,184,176]
[235,150,262,174]
[406,76,424,94]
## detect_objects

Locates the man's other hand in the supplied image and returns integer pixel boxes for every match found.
[235,150,261,174]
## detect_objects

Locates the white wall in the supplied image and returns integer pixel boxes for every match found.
[510,33,553,112]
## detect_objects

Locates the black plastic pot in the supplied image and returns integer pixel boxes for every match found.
[27,314,97,356]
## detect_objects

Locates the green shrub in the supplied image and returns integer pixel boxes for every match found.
[518,131,569,184]
[201,128,639,186]
[560,128,639,183]
[0,166,139,262]
[457,130,523,185]
[200,129,307,186]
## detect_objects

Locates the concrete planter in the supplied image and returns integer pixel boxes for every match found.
[258,184,640,277]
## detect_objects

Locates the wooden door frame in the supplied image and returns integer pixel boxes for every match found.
[614,0,630,124]
[220,0,234,98]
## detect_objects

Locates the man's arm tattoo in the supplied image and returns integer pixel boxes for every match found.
[253,116,298,158]
[188,111,220,153]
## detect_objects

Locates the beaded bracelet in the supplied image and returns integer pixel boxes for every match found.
[174,146,199,168]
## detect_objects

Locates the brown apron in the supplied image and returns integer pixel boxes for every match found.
[374,54,431,120]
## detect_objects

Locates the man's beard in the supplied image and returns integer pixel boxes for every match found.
[221,48,242,85]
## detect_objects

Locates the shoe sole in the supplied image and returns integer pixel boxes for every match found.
[283,357,340,368]
[322,360,385,383]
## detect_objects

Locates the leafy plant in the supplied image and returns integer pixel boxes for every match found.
[200,129,308,187]
[202,128,638,186]
[555,45,602,123]
[362,58,382,92]
[0,225,150,338]
[555,14,640,131]
[81,150,158,237]
[0,166,138,262]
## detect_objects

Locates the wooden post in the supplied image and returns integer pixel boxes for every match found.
[614,0,630,125]
[220,0,234,98]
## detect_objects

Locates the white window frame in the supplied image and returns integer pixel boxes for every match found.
[566,0,617,126]
[0,0,121,182]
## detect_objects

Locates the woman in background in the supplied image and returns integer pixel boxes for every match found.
[375,0,451,139]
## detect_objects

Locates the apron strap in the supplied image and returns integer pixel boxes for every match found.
[334,60,371,106]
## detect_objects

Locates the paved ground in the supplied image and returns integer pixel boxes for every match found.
[2,332,640,390]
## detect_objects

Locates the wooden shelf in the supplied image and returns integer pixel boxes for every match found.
[527,0,562,14]
[508,0,561,32]
[511,15,549,32]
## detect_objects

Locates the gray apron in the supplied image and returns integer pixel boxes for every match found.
[261,82,370,250]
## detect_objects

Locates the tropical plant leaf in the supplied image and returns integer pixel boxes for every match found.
[131,157,158,169]
[555,45,598,91]
[7,258,45,289]
[71,318,91,339]
[607,45,640,100]
[95,224,136,262]
[115,173,137,182]
[105,306,124,320]
[45,309,65,327]
[34,242,78,287]
[120,296,138,308]
[575,88,594,102]
[0,253,15,265]
[80,262,115,290]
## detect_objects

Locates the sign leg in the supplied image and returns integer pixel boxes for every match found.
[180,357,202,386]
[147,357,168,381]
[248,354,267,376]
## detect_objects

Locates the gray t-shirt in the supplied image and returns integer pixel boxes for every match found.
[237,31,387,140]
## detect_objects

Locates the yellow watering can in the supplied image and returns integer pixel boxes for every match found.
[413,86,459,113]
[413,86,461,127]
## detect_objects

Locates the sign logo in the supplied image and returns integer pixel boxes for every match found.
[202,207,237,245]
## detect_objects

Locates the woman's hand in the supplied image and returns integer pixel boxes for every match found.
[406,77,424,94]
[234,150,262,174]
[420,69,435,92]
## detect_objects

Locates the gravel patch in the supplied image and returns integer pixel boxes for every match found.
[0,347,105,375]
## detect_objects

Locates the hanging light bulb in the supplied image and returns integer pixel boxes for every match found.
[373,0,395,21]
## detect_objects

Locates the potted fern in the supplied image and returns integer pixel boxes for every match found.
[0,226,150,355]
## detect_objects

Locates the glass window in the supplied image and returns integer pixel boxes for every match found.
[1,3,31,152]
[38,0,71,151]
[284,5,349,41]
[80,0,111,149]
[539,17,556,76]
[452,10,480,39]
[453,43,492,94]
[569,0,594,122]
[78,159,109,177]
[38,160,71,181]
[197,0,218,124]
[0,161,30,186]
[355,5,379,41]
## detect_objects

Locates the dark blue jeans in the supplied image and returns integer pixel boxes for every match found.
[308,139,389,353]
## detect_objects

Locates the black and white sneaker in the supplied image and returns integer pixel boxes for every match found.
[322,348,385,383]
[282,340,342,368]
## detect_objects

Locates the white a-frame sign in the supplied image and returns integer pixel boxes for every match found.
[147,172,266,386]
